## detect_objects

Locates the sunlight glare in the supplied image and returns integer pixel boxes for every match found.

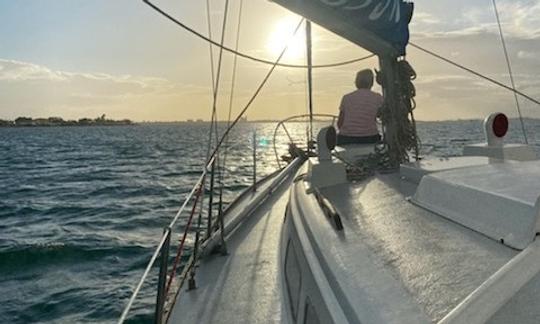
[266,17,306,61]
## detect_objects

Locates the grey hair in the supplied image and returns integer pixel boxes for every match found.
[355,69,374,89]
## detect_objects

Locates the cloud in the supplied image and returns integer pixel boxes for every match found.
[0,59,68,81]
[410,69,540,120]
[412,0,540,40]
[494,1,540,39]
[517,50,540,61]
[410,11,440,28]
[0,59,216,120]
[0,59,173,91]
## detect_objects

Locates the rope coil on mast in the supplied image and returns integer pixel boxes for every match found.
[358,57,421,171]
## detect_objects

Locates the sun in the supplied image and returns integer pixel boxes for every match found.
[266,17,306,61]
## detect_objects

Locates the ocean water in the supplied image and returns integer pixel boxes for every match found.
[1,119,539,323]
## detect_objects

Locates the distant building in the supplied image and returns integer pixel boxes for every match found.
[78,118,93,126]
[15,117,34,126]
[48,117,64,125]
[64,120,78,126]
[33,118,51,126]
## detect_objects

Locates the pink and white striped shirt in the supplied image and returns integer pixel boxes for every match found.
[338,89,383,137]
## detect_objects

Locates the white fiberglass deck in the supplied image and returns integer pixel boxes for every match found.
[299,173,518,322]
[413,161,540,249]
[167,176,291,324]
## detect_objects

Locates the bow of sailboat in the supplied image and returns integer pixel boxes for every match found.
[117,1,540,323]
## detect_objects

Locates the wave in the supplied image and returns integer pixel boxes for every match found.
[0,243,150,272]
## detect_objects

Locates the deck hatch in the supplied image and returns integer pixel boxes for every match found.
[412,161,540,250]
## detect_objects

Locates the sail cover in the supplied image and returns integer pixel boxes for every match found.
[272,0,414,56]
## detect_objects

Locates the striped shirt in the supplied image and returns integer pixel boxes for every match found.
[338,89,384,137]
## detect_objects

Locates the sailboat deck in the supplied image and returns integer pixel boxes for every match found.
[308,173,518,322]
[167,176,290,324]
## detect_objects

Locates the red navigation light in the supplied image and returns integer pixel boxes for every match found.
[493,113,509,138]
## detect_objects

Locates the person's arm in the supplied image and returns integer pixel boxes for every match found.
[337,98,345,129]
[375,94,384,119]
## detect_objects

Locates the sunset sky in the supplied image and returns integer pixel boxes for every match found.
[0,0,539,121]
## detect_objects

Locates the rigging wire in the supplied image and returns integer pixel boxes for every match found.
[219,0,244,215]
[203,0,216,164]
[221,0,244,169]
[203,0,230,247]
[303,45,310,152]
[141,3,304,209]
[182,0,231,290]
[206,18,306,165]
[409,42,540,107]
[142,0,375,69]
[492,0,528,144]
[306,21,314,152]
[141,0,540,164]
[210,0,230,149]
[204,0,230,159]
[205,0,216,104]
[164,180,204,296]
[142,0,540,111]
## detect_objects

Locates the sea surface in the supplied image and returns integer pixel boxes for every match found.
[1,120,540,323]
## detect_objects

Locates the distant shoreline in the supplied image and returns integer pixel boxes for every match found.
[2,117,538,127]
[0,115,133,127]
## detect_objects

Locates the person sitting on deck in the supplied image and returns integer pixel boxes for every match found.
[337,69,384,145]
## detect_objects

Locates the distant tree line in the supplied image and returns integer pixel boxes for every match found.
[0,114,133,127]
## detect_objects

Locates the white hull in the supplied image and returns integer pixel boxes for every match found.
[168,157,540,324]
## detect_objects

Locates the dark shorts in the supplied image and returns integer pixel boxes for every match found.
[337,134,381,145]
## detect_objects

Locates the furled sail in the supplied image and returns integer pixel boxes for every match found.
[272,0,414,57]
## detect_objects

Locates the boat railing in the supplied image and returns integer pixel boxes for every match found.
[117,138,261,323]
[117,153,214,324]
[118,114,338,323]
[272,113,338,168]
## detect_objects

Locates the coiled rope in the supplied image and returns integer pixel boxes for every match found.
[377,59,419,168]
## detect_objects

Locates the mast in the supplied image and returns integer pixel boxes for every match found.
[306,20,314,153]
[273,0,419,166]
